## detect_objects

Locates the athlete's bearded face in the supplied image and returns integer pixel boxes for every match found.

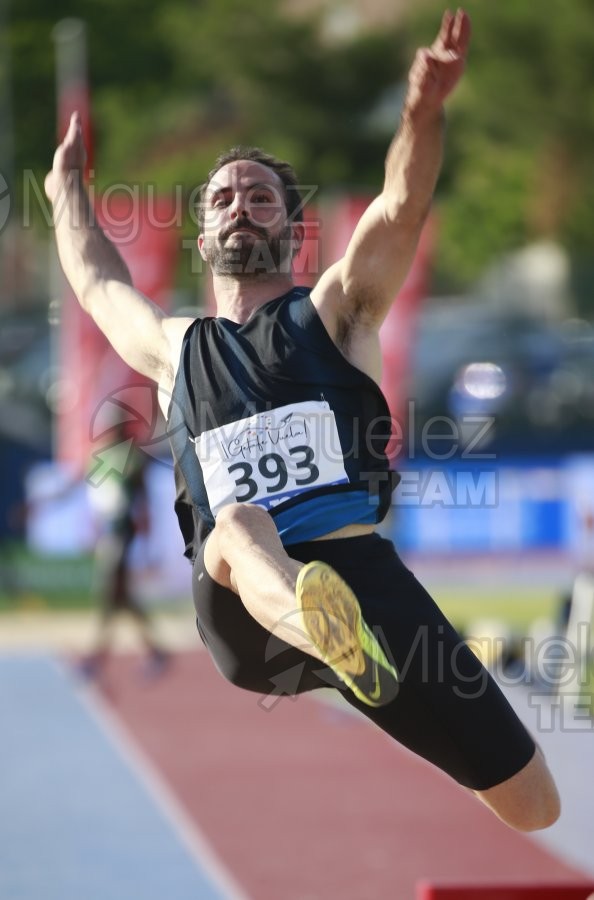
[199,161,295,276]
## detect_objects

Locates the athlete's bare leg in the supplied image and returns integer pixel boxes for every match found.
[474,745,560,831]
[203,502,313,653]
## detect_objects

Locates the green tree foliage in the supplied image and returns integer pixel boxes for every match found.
[152,0,406,188]
[5,0,172,182]
[407,0,594,295]
[5,0,407,292]
[6,0,405,191]
[5,0,594,301]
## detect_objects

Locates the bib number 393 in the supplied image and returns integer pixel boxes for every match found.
[194,400,348,517]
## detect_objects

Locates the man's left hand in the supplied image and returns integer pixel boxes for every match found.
[406,8,471,116]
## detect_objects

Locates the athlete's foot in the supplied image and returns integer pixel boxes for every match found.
[295,561,399,707]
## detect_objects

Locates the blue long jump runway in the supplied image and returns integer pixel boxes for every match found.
[0,653,245,900]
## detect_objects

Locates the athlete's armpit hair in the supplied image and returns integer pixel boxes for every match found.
[335,288,382,351]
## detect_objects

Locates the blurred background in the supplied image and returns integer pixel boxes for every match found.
[2,1,594,898]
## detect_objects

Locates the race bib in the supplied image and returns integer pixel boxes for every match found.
[194,400,349,517]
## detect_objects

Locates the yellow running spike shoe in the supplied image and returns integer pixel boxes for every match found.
[295,561,399,707]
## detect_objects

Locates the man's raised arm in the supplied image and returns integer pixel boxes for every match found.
[313,9,471,329]
[45,112,187,384]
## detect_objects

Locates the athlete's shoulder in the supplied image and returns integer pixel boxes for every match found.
[163,315,199,347]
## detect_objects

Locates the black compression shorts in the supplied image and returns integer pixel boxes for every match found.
[192,532,535,791]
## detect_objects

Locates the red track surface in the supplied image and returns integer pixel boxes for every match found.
[99,650,587,900]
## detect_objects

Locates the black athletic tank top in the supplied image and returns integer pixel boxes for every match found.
[167,287,398,560]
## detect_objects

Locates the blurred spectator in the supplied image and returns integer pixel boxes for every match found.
[79,425,170,678]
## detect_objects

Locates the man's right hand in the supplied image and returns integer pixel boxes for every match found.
[44,111,86,205]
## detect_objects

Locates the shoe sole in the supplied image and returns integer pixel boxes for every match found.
[295,561,399,707]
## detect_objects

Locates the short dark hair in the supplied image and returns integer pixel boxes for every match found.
[197,146,303,230]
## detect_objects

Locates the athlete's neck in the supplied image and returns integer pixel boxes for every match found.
[212,273,295,324]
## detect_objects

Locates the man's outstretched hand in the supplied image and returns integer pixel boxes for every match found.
[44,111,86,205]
[406,8,471,117]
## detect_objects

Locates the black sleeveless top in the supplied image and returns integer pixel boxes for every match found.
[167,287,398,561]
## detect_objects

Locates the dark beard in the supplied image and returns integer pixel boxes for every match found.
[204,225,293,276]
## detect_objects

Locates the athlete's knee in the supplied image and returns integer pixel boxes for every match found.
[513,748,560,832]
[202,532,233,589]
[215,502,271,532]
[507,784,560,832]
[477,748,561,832]
[215,503,274,550]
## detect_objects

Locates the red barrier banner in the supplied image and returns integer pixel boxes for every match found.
[53,18,179,468]
[416,883,594,900]
[379,216,433,460]
[320,194,433,461]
